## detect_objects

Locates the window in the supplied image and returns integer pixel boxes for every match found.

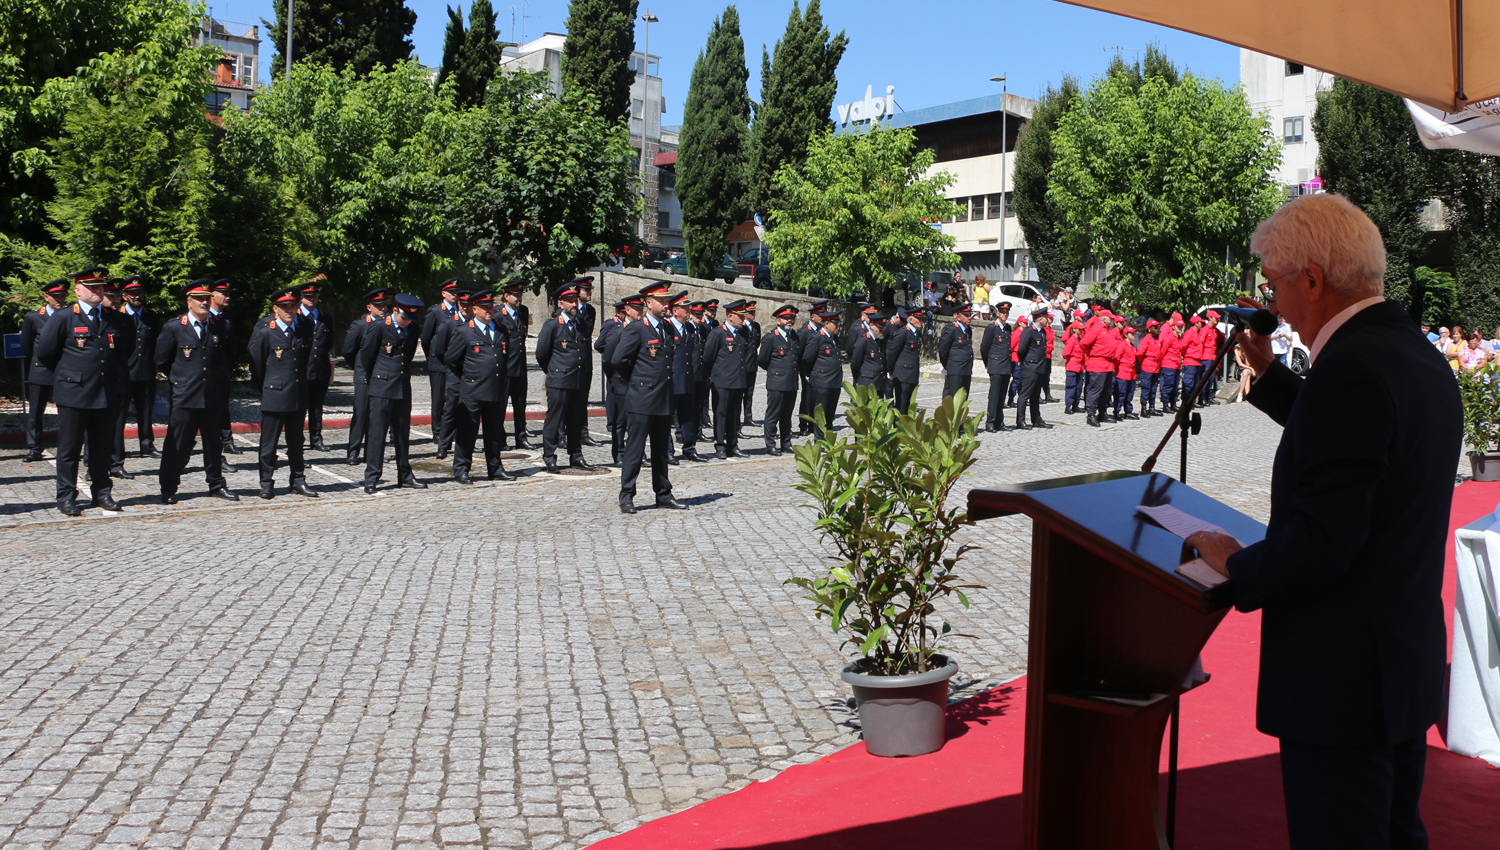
[659,170,675,192]
[952,198,969,223]
[1285,61,1304,76]
[987,193,1004,219]
[205,91,231,115]
[1283,116,1304,143]
[657,210,671,230]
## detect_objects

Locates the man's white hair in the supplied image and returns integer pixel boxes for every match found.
[1250,193,1386,298]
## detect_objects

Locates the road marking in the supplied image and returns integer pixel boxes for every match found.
[233,432,358,485]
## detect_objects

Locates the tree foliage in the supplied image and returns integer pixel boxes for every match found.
[764,125,960,305]
[560,0,639,124]
[444,71,640,291]
[1048,49,1282,312]
[1012,75,1083,292]
[677,6,752,280]
[265,0,416,79]
[1313,78,1437,312]
[437,0,507,109]
[1441,151,1500,335]
[745,0,847,218]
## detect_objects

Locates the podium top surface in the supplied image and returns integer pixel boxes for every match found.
[967,471,1267,612]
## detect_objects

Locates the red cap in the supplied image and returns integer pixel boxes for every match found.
[1205,310,1220,320]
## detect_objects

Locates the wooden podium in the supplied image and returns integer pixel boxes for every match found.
[968,471,1266,850]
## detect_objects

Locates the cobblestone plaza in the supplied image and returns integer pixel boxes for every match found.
[0,377,1296,849]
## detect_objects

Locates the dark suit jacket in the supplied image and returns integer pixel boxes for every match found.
[665,318,695,395]
[155,313,232,409]
[885,326,922,384]
[757,327,799,393]
[36,304,135,409]
[446,319,510,403]
[500,304,530,377]
[122,306,161,381]
[938,322,973,377]
[300,306,335,381]
[421,302,459,372]
[801,328,843,390]
[703,325,748,390]
[1225,300,1462,747]
[534,313,586,390]
[359,316,420,401]
[1016,326,1048,377]
[609,317,674,416]
[850,329,885,386]
[21,306,58,386]
[980,321,1014,376]
[247,316,312,412]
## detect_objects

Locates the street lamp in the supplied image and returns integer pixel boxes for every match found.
[991,74,1007,282]
[637,10,658,241]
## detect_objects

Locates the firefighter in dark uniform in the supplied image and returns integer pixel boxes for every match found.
[247,286,317,500]
[209,278,236,455]
[664,292,703,463]
[535,281,594,474]
[431,287,471,459]
[698,298,720,434]
[155,280,237,504]
[20,278,68,462]
[498,281,533,449]
[885,306,924,414]
[938,302,975,399]
[757,304,800,455]
[445,289,516,484]
[801,309,844,439]
[979,302,1014,432]
[359,293,425,493]
[850,311,888,392]
[687,302,711,448]
[1014,306,1054,430]
[573,276,601,446]
[703,299,751,459]
[422,278,462,458]
[342,288,391,464]
[610,281,687,514]
[114,276,160,469]
[35,267,135,516]
[797,299,830,434]
[740,301,762,432]
[595,299,629,463]
[299,278,335,451]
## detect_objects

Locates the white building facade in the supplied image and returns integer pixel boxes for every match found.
[195,17,258,115]
[1240,49,1335,198]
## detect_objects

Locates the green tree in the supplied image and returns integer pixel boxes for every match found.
[437,0,505,109]
[435,5,465,92]
[677,6,752,279]
[1441,152,1500,335]
[1313,78,1436,312]
[1413,266,1458,326]
[1012,76,1084,293]
[1049,54,1282,311]
[444,72,640,291]
[560,0,638,123]
[745,0,847,218]
[764,125,960,305]
[265,0,416,78]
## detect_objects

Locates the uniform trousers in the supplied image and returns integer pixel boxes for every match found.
[160,404,227,495]
[1040,359,1055,401]
[427,372,450,450]
[453,397,507,478]
[942,373,971,400]
[24,381,52,451]
[542,386,585,466]
[1085,370,1113,416]
[1065,370,1082,408]
[436,374,460,453]
[764,389,796,449]
[808,386,840,438]
[1007,368,1021,405]
[985,374,1012,430]
[713,387,744,454]
[112,378,155,467]
[259,410,307,486]
[610,387,629,460]
[798,375,815,433]
[506,372,529,442]
[218,395,234,451]
[365,396,414,486]
[55,403,116,505]
[742,366,758,421]
[699,384,714,440]
[1279,735,1427,850]
[619,412,673,505]
[674,392,699,455]
[1138,371,1160,409]
[1181,364,1203,406]
[1015,372,1043,426]
[347,372,370,458]
[1159,368,1181,407]
[1113,377,1136,415]
[306,378,330,447]
[892,379,918,415]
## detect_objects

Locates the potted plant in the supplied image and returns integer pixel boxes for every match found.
[789,383,983,757]
[1458,360,1500,481]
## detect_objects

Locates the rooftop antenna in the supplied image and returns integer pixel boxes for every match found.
[521,0,537,44]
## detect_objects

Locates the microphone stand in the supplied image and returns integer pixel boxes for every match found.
[1141,324,1241,483]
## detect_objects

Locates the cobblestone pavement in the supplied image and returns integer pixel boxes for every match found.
[0,381,1453,849]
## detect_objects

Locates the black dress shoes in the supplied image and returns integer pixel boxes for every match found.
[1087,415,1100,427]
[489,469,516,481]
[209,487,239,502]
[714,451,728,460]
[346,455,362,466]
[435,449,449,460]
[515,437,534,450]
[259,485,275,500]
[23,449,43,462]
[93,494,122,511]
[454,472,473,485]
[727,448,745,458]
[1035,422,1054,429]
[110,467,135,480]
[581,434,601,447]
[310,441,329,452]
[685,453,709,463]
[620,501,637,515]
[544,463,562,474]
[363,483,378,495]
[1016,423,1033,430]
[222,442,239,455]
[58,500,82,517]
[398,479,427,490]
[160,493,178,505]
[655,497,688,510]
[140,446,159,458]
[292,483,318,498]
[570,460,596,472]
[667,456,680,466]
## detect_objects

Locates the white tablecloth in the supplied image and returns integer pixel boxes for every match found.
[1449,513,1500,766]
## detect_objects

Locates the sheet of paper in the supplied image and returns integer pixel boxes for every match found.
[1136,503,1230,541]
[1178,558,1229,588]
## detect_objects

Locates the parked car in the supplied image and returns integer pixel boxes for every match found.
[638,245,669,269]
[988,281,1051,322]
[715,254,740,285]
[660,251,686,276]
[734,247,773,289]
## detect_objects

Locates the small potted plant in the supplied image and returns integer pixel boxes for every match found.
[789,384,983,757]
[1458,360,1500,481]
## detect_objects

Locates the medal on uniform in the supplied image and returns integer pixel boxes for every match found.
[76,337,85,347]
[560,339,568,350]
[183,347,193,359]
[274,348,284,359]
[473,345,481,354]
[107,334,115,348]
[384,342,395,354]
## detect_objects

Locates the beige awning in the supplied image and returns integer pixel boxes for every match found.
[1057,0,1500,111]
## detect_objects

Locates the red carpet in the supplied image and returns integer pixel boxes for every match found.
[594,483,1500,850]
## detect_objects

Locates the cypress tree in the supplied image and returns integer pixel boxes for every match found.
[746,0,847,218]
[561,0,639,122]
[1012,76,1084,292]
[266,0,416,78]
[458,0,504,107]
[436,5,465,92]
[677,6,752,280]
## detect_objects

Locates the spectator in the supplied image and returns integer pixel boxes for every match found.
[1234,345,1256,402]
[1054,287,1075,317]
[924,281,942,310]
[1270,317,1293,368]
[952,272,968,302]
[1446,325,1467,372]
[972,274,990,319]
[1421,320,1438,343]
[1435,327,1450,356]
[1459,332,1491,372]
[1484,326,1500,355]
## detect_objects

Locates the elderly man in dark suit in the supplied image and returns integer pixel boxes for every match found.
[1187,194,1462,850]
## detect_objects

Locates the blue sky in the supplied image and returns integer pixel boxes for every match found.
[219,0,1241,124]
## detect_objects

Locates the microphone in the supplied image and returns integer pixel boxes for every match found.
[1215,305,1277,335]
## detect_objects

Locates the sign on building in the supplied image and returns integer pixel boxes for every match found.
[836,85,897,126]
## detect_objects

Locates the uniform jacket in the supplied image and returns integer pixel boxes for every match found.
[979,321,1013,376]
[248,316,313,412]
[801,327,844,390]
[799,321,821,378]
[121,305,161,382]
[703,324,749,390]
[1063,334,1085,371]
[609,315,676,416]
[742,319,762,377]
[155,312,231,409]
[421,302,460,372]
[431,310,465,378]
[1080,321,1115,373]
[1180,326,1203,366]
[690,321,710,382]
[343,315,377,375]
[1227,301,1461,747]
[757,326,800,393]
[1160,330,1186,370]
[937,322,974,377]
[499,304,530,377]
[1114,335,1139,380]
[849,328,885,386]
[209,309,234,384]
[21,305,58,386]
[576,302,597,373]
[1137,334,1163,374]
[535,312,586,390]
[300,306,335,381]
[36,303,136,409]
[1194,324,1225,363]
[1015,325,1049,377]
[446,318,511,403]
[665,318,696,395]
[596,316,621,376]
[359,315,420,401]
[600,318,631,399]
[885,325,922,384]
